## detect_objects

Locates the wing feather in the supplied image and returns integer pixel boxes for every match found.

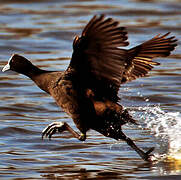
[121,33,177,83]
[70,15,129,102]
[69,15,177,101]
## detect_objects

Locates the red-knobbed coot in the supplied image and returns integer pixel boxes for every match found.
[2,15,177,161]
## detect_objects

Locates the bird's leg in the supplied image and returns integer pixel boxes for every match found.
[119,132,154,161]
[121,109,138,125]
[42,122,86,141]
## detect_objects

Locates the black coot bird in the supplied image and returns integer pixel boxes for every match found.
[2,15,177,161]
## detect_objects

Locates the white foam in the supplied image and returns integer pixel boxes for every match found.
[131,105,181,159]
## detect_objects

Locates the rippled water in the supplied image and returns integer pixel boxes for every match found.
[0,0,181,179]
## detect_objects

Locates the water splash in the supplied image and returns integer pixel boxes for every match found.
[131,105,181,161]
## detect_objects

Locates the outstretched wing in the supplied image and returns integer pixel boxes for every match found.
[121,33,177,83]
[69,15,129,102]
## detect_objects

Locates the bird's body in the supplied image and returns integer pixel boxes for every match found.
[27,65,132,136]
[2,15,177,161]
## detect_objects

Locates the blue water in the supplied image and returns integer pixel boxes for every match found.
[0,0,181,179]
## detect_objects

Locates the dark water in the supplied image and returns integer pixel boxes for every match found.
[0,0,181,179]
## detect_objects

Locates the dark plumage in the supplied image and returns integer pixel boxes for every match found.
[2,15,177,161]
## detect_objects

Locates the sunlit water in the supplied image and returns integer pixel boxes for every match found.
[0,0,181,179]
[131,106,181,159]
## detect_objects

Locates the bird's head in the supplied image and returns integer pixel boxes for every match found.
[2,54,34,74]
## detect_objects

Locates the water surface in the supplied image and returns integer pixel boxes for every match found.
[0,0,181,179]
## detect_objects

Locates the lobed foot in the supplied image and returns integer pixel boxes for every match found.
[42,121,87,141]
[123,136,155,162]
[42,122,66,140]
[142,147,155,162]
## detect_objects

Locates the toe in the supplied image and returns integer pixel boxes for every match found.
[146,147,155,155]
[41,122,65,140]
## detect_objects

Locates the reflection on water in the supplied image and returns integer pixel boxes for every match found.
[0,0,181,179]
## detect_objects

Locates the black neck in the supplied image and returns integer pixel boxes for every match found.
[20,65,48,79]
[21,65,54,94]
